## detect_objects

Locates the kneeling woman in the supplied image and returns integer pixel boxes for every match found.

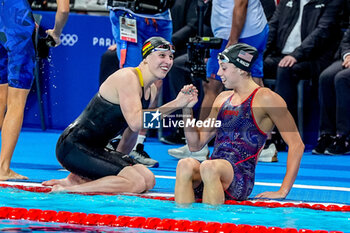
[43,37,195,193]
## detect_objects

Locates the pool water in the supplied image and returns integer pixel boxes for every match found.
[1,188,349,232]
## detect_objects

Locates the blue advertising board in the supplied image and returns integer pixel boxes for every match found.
[24,11,115,130]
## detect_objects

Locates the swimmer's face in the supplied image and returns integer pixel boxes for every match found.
[217,61,243,89]
[147,50,174,78]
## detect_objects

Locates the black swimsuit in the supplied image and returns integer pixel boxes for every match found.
[56,71,150,180]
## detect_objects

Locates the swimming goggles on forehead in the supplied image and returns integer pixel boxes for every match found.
[153,44,176,54]
[217,53,230,63]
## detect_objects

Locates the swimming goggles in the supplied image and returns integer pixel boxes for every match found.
[153,44,176,54]
[217,53,230,63]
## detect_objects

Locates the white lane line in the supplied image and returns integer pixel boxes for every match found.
[255,182,350,192]
[2,177,350,193]
[155,175,176,179]
[155,175,350,192]
[0,181,44,187]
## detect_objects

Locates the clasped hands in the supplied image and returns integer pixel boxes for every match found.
[176,84,199,108]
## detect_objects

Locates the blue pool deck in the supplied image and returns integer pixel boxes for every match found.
[3,129,350,205]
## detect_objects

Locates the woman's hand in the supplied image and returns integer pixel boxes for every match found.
[176,84,198,108]
[255,190,287,199]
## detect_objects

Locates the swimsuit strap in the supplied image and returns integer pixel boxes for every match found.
[135,67,150,106]
[135,67,144,87]
[252,86,261,95]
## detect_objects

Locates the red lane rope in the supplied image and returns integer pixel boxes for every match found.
[0,206,344,233]
[1,184,349,213]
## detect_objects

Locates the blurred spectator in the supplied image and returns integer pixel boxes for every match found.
[0,0,69,180]
[170,0,199,57]
[108,0,173,68]
[160,0,212,145]
[260,0,276,21]
[99,44,119,84]
[312,26,350,155]
[263,0,344,122]
[99,0,198,82]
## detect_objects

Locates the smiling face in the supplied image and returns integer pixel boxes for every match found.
[217,61,243,89]
[146,50,174,79]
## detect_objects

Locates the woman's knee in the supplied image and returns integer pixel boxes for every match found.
[121,166,147,193]
[145,175,156,191]
[132,164,155,191]
[200,160,234,187]
[138,165,155,191]
[131,179,147,193]
[176,158,198,179]
[199,160,220,180]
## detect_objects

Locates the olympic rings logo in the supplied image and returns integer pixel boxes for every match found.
[60,34,79,46]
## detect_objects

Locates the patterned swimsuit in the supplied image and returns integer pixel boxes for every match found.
[211,87,267,200]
